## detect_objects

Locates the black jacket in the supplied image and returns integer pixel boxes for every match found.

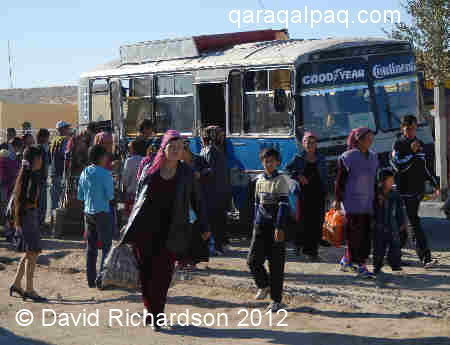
[391,135,438,197]
[119,162,209,257]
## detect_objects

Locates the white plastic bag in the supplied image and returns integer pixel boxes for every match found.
[102,244,140,289]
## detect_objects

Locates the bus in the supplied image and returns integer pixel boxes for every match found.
[79,29,434,231]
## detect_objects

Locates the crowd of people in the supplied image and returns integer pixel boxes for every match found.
[3,114,442,331]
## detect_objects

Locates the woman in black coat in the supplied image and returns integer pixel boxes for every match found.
[120,130,210,331]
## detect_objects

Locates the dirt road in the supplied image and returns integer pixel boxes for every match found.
[1,218,449,345]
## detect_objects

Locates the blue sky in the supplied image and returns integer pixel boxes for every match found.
[0,0,409,89]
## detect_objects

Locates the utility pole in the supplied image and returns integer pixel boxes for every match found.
[8,40,14,89]
[434,77,448,201]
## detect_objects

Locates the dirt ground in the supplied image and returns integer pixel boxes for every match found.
[1,228,450,345]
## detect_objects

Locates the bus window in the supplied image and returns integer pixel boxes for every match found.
[269,69,290,90]
[299,59,374,140]
[374,75,422,131]
[155,75,194,134]
[156,76,174,95]
[301,85,375,140]
[91,79,111,122]
[244,69,291,135]
[229,71,242,134]
[123,77,153,137]
[175,75,193,95]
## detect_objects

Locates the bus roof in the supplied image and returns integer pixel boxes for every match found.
[81,37,408,80]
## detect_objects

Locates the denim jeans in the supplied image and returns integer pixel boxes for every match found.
[38,180,48,226]
[85,212,113,284]
[50,175,64,210]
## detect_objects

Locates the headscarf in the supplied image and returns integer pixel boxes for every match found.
[93,131,113,170]
[346,127,371,150]
[145,130,182,177]
[302,131,316,145]
[93,131,113,146]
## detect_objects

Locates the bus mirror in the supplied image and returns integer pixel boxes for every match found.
[274,89,288,112]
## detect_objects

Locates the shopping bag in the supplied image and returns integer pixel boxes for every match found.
[322,208,347,248]
[101,244,139,289]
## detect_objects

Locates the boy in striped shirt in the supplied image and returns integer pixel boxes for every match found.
[248,147,289,312]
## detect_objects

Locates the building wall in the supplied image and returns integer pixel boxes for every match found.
[0,86,77,105]
[0,102,78,130]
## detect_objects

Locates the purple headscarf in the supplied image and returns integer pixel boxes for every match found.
[346,127,372,150]
[145,130,182,177]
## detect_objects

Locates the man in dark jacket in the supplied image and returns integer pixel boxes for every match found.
[391,115,439,268]
[200,126,232,255]
[49,121,71,222]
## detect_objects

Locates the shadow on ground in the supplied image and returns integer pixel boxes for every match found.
[167,326,450,345]
[0,327,55,345]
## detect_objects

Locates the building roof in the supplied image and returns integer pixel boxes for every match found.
[0,86,78,105]
[82,37,405,79]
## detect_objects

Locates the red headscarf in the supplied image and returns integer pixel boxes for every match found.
[346,127,371,150]
[146,130,182,177]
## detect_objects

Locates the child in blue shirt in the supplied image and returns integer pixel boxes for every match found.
[78,144,114,289]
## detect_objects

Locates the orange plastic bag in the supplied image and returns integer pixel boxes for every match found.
[322,208,347,248]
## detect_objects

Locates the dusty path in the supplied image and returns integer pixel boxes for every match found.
[0,217,449,344]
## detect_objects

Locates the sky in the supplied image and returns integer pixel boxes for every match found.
[0,0,410,89]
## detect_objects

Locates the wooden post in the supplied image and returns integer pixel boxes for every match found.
[434,78,448,201]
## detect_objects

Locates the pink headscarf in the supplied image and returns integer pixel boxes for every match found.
[146,130,182,177]
[93,131,113,170]
[302,131,316,144]
[346,127,371,150]
[93,131,113,146]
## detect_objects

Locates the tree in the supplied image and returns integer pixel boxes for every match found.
[386,0,450,198]
[386,0,449,81]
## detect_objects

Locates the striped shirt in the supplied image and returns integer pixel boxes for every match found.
[254,171,290,230]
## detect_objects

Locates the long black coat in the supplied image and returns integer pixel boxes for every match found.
[119,162,209,257]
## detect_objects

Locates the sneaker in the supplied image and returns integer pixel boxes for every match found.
[255,287,270,300]
[95,277,104,290]
[339,256,356,272]
[423,258,438,269]
[169,269,179,288]
[266,301,283,313]
[358,264,374,279]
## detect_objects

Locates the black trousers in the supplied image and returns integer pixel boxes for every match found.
[373,226,401,273]
[299,197,325,257]
[403,195,431,261]
[210,207,228,250]
[247,224,286,303]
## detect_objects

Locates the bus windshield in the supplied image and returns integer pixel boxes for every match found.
[301,84,375,140]
[374,75,421,131]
